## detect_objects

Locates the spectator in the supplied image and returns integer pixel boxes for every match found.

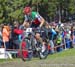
[65,28,71,49]
[12,21,23,49]
[33,33,42,57]
[2,25,10,49]
[0,25,3,48]
[56,31,62,52]
[48,26,57,54]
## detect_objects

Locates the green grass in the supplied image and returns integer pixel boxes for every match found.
[47,48,75,59]
[0,58,20,63]
[0,59,12,62]
[0,49,75,67]
[31,48,75,61]
[29,48,75,67]
[0,48,75,62]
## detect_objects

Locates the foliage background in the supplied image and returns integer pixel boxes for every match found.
[0,0,75,23]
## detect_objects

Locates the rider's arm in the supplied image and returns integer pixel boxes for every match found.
[22,20,27,26]
[36,14,45,28]
[39,16,45,28]
[22,15,30,27]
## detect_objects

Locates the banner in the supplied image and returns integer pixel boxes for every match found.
[0,48,6,59]
[0,48,12,59]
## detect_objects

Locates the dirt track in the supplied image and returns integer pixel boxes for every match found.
[0,59,42,67]
[0,60,31,67]
[0,56,75,67]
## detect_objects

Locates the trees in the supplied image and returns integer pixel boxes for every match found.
[68,0,75,14]
[0,0,29,23]
[0,0,75,23]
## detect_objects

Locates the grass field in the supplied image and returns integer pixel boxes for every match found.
[0,48,75,67]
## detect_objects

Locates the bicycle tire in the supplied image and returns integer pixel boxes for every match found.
[19,36,29,61]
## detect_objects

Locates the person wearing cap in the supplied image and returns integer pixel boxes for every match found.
[23,6,45,28]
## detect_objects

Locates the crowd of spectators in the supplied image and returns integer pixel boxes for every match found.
[0,21,75,56]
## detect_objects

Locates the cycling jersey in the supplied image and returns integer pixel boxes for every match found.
[25,11,42,27]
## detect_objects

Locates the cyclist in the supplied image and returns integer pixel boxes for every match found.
[23,6,45,28]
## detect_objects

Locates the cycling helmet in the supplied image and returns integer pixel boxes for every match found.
[23,6,31,14]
